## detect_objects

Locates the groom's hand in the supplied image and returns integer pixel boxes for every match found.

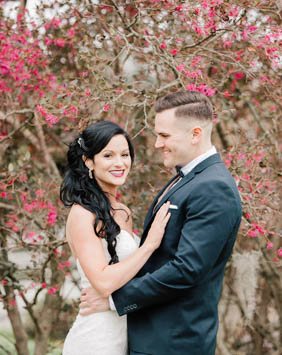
[79,287,110,316]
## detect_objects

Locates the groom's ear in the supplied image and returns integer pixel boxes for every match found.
[191,127,202,144]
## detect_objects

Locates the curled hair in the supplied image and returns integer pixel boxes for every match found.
[155,90,213,122]
[60,121,134,264]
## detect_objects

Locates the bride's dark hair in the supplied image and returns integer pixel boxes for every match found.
[60,121,134,264]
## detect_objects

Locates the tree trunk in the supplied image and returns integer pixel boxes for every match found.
[3,288,29,355]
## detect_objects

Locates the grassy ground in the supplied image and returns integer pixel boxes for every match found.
[0,330,63,355]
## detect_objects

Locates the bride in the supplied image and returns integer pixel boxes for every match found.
[60,121,170,355]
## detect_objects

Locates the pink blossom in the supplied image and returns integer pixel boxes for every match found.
[45,114,59,126]
[253,99,259,107]
[242,29,248,41]
[45,38,53,45]
[260,76,268,82]
[23,203,33,212]
[35,189,44,197]
[69,105,78,114]
[252,223,264,235]
[160,43,166,49]
[256,182,263,189]
[47,210,57,226]
[277,248,282,258]
[21,192,27,201]
[85,90,90,97]
[170,49,179,56]
[193,25,203,35]
[252,151,264,162]
[64,260,72,268]
[186,83,196,91]
[242,174,250,181]
[67,28,75,37]
[9,298,16,306]
[205,88,216,96]
[104,104,110,112]
[54,39,65,47]
[26,232,36,239]
[223,40,233,49]
[44,18,61,30]
[191,56,202,66]
[186,70,202,78]
[1,192,8,198]
[19,175,27,182]
[266,241,273,249]
[234,72,244,79]
[36,105,47,117]
[58,263,65,270]
[1,280,8,285]
[9,214,18,221]
[247,229,258,237]
[0,131,8,140]
[48,287,57,295]
[186,83,216,97]
[248,25,257,32]
[237,154,246,160]
[176,64,185,72]
[41,283,47,288]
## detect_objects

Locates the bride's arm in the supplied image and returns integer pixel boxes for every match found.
[67,203,170,298]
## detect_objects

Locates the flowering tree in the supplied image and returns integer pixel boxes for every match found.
[0,0,281,354]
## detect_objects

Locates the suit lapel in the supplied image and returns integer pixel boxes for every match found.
[142,153,222,244]
[143,174,180,228]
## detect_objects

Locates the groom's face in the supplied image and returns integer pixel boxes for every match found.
[154,108,195,168]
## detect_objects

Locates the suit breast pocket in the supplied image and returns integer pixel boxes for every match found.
[160,212,183,252]
[167,208,183,227]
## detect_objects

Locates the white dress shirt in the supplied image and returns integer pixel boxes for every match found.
[180,146,217,176]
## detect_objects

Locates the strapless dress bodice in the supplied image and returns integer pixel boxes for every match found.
[63,230,139,355]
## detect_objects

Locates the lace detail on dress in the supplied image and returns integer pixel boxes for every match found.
[63,230,139,355]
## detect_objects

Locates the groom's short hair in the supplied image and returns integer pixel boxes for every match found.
[154,91,213,123]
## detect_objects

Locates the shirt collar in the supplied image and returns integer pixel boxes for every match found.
[180,146,217,176]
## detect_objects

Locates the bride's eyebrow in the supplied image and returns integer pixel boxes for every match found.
[101,149,129,153]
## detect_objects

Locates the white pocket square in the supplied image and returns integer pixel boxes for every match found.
[169,204,178,210]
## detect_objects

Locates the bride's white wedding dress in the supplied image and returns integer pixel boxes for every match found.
[63,230,139,355]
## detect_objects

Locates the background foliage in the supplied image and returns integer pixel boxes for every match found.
[0,0,281,354]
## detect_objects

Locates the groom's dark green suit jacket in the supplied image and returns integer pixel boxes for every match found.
[112,153,242,355]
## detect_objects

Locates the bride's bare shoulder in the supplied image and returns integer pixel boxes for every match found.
[67,204,94,224]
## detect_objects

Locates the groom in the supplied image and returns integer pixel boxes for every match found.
[80,90,242,354]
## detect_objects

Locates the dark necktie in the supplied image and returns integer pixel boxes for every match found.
[153,167,183,212]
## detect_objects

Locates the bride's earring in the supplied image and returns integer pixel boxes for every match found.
[89,169,93,179]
